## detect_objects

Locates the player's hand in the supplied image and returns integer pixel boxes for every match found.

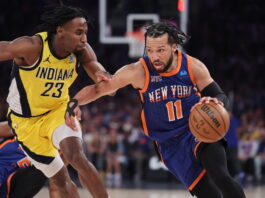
[191,97,223,112]
[95,71,116,96]
[65,99,81,131]
[96,70,113,82]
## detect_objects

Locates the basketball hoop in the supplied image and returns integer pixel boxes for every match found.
[126,27,145,58]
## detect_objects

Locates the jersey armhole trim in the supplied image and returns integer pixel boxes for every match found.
[139,58,150,93]
[187,55,196,85]
[17,34,43,71]
[140,110,149,136]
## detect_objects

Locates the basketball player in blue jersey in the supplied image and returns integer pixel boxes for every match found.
[0,5,111,198]
[0,121,46,198]
[66,22,246,198]
[0,137,46,198]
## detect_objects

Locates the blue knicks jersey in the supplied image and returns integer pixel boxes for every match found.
[0,138,30,197]
[138,51,200,142]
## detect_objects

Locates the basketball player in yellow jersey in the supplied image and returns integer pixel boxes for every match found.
[0,5,110,198]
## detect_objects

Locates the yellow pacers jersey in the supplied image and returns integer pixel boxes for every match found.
[7,32,79,117]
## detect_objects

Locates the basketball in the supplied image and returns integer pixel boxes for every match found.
[189,101,230,143]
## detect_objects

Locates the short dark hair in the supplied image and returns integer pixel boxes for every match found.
[144,21,189,45]
[38,5,90,41]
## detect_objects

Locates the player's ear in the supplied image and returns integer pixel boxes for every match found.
[56,26,64,37]
[172,43,177,52]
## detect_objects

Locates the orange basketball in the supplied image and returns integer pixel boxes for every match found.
[189,101,230,143]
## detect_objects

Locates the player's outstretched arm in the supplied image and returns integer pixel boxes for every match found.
[65,61,145,130]
[75,63,139,105]
[0,36,40,62]
[79,43,113,83]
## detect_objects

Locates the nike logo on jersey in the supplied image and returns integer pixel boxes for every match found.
[43,55,51,64]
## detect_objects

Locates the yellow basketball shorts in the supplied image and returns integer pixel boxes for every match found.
[7,103,68,177]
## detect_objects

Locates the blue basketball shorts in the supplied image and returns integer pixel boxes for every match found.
[156,131,206,191]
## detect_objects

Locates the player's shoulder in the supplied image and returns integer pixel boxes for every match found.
[187,55,207,71]
[186,54,201,65]
[13,35,42,49]
[113,61,144,84]
[11,35,42,62]
[123,61,145,74]
[188,55,212,85]
[119,61,145,89]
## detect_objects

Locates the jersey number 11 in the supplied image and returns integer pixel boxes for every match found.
[166,100,183,121]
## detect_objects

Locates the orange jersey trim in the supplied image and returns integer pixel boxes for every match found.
[141,110,149,136]
[193,141,203,159]
[187,55,196,85]
[193,87,201,97]
[138,91,144,103]
[159,50,182,77]
[188,169,206,191]
[0,138,16,149]
[6,171,16,197]
[139,58,150,94]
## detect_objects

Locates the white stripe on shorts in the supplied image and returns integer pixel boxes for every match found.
[52,119,82,149]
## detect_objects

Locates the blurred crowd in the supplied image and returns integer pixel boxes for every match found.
[0,0,264,188]
[195,0,265,186]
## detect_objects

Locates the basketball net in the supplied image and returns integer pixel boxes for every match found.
[126,27,145,58]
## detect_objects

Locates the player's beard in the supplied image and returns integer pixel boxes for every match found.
[156,53,174,73]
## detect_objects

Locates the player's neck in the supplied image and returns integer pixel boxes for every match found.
[164,53,178,73]
[50,38,70,59]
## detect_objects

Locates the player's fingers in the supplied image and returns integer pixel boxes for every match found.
[204,97,211,103]
[218,101,224,106]
[71,117,78,131]
[65,112,77,131]
[208,97,223,106]
[76,108,82,121]
[96,71,113,82]
[65,112,72,127]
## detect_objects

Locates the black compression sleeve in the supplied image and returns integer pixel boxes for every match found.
[200,81,229,110]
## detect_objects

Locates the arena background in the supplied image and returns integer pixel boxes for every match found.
[0,0,264,197]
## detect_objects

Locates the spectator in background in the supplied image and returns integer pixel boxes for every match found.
[106,128,124,188]
[129,131,151,183]
[254,138,265,185]
[238,131,259,184]
[253,117,265,184]
[87,128,107,179]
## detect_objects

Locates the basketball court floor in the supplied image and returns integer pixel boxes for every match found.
[35,185,265,198]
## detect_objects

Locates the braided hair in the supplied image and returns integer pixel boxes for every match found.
[144,21,189,46]
[38,5,90,42]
